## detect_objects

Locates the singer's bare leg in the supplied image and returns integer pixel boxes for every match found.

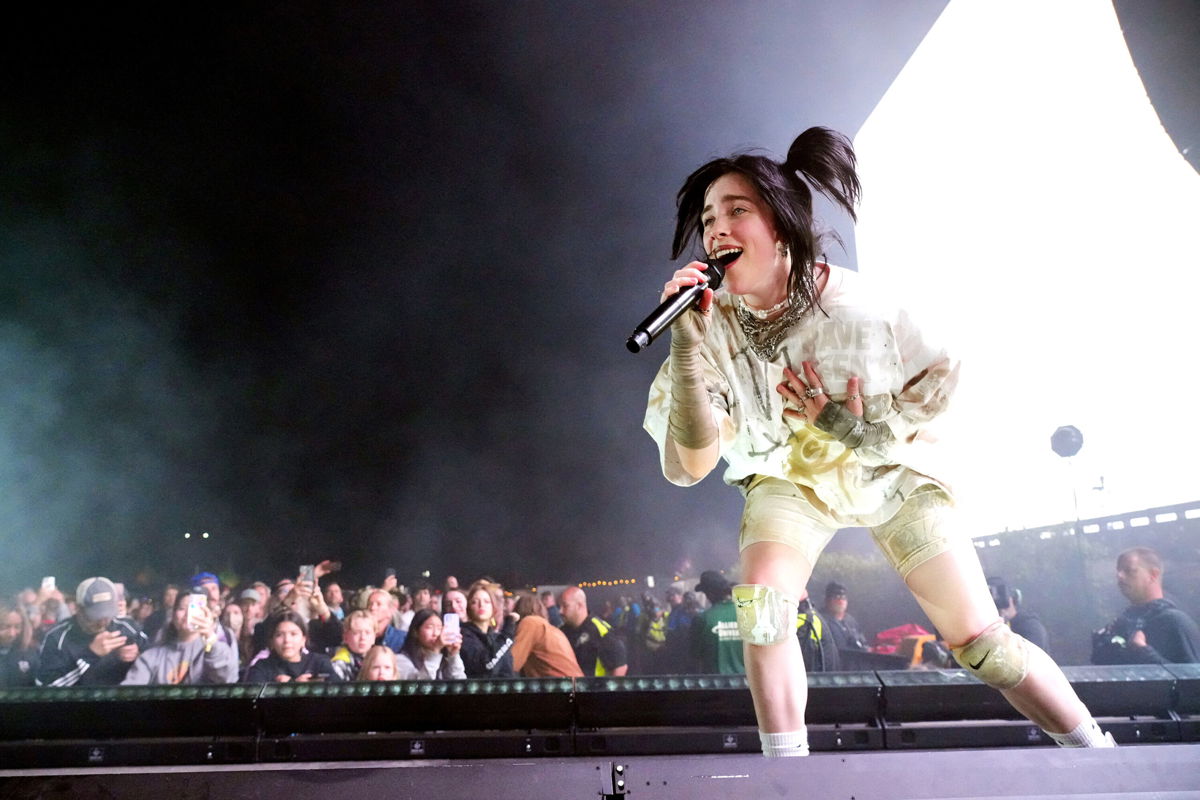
[740,541,813,733]
[904,543,1089,733]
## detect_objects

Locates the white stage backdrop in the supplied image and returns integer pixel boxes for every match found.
[854,0,1200,536]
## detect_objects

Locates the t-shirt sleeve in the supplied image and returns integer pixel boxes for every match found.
[599,630,627,672]
[860,307,959,467]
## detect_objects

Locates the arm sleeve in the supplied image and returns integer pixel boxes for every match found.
[200,640,239,684]
[243,657,277,683]
[395,652,420,680]
[458,634,488,678]
[599,631,627,672]
[642,348,735,487]
[510,618,535,672]
[120,653,153,685]
[36,633,97,687]
[440,652,467,680]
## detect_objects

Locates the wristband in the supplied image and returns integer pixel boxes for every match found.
[813,401,894,449]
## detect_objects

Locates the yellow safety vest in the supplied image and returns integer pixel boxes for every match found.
[591,617,614,677]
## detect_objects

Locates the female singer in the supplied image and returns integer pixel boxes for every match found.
[644,126,1112,756]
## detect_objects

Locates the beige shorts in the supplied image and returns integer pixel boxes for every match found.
[737,478,957,578]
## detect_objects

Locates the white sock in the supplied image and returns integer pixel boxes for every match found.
[759,729,810,757]
[1046,718,1115,748]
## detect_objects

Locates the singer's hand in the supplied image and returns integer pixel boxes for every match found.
[662,261,714,349]
[778,363,864,423]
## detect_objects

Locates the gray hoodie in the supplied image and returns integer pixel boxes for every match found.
[121,637,238,685]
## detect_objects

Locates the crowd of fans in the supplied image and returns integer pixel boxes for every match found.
[2,545,1196,688]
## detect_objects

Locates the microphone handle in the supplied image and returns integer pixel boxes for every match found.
[626,258,726,354]
[625,283,707,353]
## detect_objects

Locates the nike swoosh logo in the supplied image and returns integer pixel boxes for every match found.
[969,650,990,670]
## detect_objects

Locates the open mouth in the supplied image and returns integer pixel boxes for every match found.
[712,248,742,268]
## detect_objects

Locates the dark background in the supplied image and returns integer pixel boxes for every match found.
[0,0,1196,630]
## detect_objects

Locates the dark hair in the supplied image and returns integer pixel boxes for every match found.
[264,610,308,647]
[399,608,443,663]
[672,126,861,314]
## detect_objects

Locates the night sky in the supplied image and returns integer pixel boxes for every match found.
[1,2,1192,593]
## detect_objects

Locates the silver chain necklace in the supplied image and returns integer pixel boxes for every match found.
[734,293,808,361]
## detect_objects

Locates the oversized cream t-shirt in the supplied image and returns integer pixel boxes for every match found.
[643,265,959,527]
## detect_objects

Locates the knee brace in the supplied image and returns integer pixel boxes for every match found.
[732,584,796,646]
[951,620,1030,690]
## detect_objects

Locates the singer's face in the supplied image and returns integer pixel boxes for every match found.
[701,172,789,308]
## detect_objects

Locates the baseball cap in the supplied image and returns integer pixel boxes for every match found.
[695,570,730,595]
[76,577,119,621]
[190,571,219,590]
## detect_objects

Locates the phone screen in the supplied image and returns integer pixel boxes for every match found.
[299,564,315,584]
[41,576,56,591]
[186,594,208,631]
[443,612,460,641]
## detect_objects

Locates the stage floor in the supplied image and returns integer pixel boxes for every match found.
[2,743,1197,800]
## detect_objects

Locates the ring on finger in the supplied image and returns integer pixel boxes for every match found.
[804,386,825,399]
[847,393,861,401]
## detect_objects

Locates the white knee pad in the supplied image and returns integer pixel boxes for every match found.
[732,584,796,646]
[951,619,1030,690]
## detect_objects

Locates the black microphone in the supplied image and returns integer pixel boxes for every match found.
[625,255,731,353]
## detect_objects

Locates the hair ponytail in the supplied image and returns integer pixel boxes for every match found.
[784,126,860,222]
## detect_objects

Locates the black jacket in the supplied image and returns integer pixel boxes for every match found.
[0,645,38,687]
[1092,598,1200,665]
[36,617,148,687]
[460,620,515,678]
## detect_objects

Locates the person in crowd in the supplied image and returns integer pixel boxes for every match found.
[0,599,38,686]
[511,593,583,678]
[822,581,869,652]
[410,581,435,614]
[634,595,669,674]
[122,591,238,685]
[1092,547,1200,664]
[396,608,465,680]
[663,586,692,635]
[541,590,564,627]
[236,587,263,630]
[796,590,839,672]
[987,576,1050,653]
[489,582,509,632]
[191,572,222,614]
[365,588,406,652]
[642,126,1112,755]
[131,595,156,628]
[285,577,342,652]
[442,588,468,619]
[690,571,744,675]
[243,611,341,683]
[323,581,346,621]
[36,577,148,686]
[559,586,627,677]
[358,645,400,681]
[443,575,459,593]
[330,610,378,681]
[460,580,516,678]
[220,601,244,645]
[18,587,39,624]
